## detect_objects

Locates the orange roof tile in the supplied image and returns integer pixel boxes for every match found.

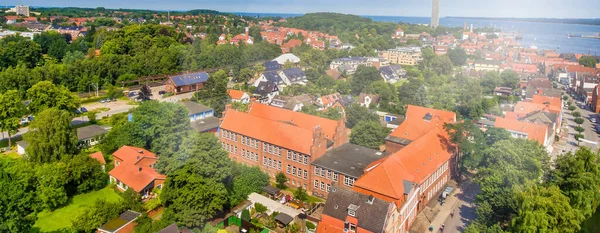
[248,102,340,141]
[494,117,548,145]
[532,95,562,110]
[388,105,456,141]
[228,89,246,100]
[89,151,106,165]
[316,215,346,233]
[109,146,165,193]
[220,109,315,154]
[113,146,156,162]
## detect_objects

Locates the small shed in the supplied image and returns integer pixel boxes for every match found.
[232,200,253,218]
[274,213,294,226]
[262,185,280,198]
[16,140,28,155]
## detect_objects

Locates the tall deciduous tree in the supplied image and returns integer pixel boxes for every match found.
[24,108,78,163]
[447,47,467,66]
[0,157,39,232]
[194,70,229,117]
[345,103,379,129]
[350,66,382,95]
[349,121,389,150]
[27,81,80,114]
[228,164,270,206]
[579,56,598,68]
[0,90,26,148]
[35,163,69,210]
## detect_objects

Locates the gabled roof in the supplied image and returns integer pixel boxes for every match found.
[248,102,340,141]
[262,70,285,84]
[312,143,387,179]
[99,210,142,233]
[272,53,301,65]
[168,72,209,87]
[532,95,562,110]
[157,223,180,233]
[388,105,456,142]
[220,110,314,154]
[263,61,282,71]
[379,66,397,79]
[228,89,247,100]
[494,117,548,145]
[281,68,306,83]
[179,101,213,115]
[112,146,156,162]
[77,125,108,141]
[254,81,279,95]
[320,186,392,233]
[89,152,106,165]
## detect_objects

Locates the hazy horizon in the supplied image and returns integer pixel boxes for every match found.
[2,0,600,19]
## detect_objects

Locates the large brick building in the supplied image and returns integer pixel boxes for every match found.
[318,105,457,233]
[165,71,209,94]
[219,102,348,192]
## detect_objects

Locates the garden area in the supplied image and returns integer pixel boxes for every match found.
[31,187,122,232]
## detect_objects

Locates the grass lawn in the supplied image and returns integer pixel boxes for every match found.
[32,187,122,232]
[582,207,600,233]
[280,185,325,203]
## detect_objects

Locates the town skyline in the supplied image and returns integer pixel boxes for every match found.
[3,0,600,19]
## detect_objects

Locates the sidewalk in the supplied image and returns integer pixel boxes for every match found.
[429,184,462,230]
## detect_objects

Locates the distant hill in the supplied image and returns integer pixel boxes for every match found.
[447,16,600,26]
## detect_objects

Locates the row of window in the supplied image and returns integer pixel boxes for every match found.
[343,176,356,187]
[287,150,309,165]
[222,142,238,155]
[314,180,332,192]
[314,167,339,181]
[263,156,282,170]
[222,130,238,142]
[241,135,259,149]
[241,149,258,162]
[422,161,448,194]
[263,142,282,156]
[287,165,308,180]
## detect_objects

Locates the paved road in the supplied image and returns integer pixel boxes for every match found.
[441,179,480,232]
[0,89,195,142]
[555,96,599,155]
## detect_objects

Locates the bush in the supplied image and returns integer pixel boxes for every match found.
[306,221,316,230]
[276,172,288,189]
[572,111,581,118]
[574,117,585,125]
[87,111,97,124]
[568,106,576,111]
[575,126,585,133]
[575,134,585,141]
[294,186,309,202]
[255,202,268,214]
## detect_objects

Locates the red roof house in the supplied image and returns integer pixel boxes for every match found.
[109,146,166,197]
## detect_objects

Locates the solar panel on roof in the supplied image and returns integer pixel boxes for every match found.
[170,72,209,86]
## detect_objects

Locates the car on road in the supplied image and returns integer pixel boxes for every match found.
[159,90,166,95]
[80,107,88,113]
[100,99,106,103]
[75,109,81,114]
[591,117,597,123]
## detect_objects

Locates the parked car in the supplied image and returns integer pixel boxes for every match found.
[127,92,137,97]
[75,109,81,114]
[591,117,597,123]
[80,107,88,113]
[100,99,106,103]
[159,90,166,95]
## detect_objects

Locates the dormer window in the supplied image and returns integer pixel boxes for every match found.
[423,113,432,121]
[348,204,359,217]
[348,209,356,217]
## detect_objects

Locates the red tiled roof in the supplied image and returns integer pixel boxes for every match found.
[220,109,315,154]
[532,95,562,110]
[89,151,106,165]
[113,146,156,162]
[109,146,165,193]
[316,215,345,233]
[228,89,246,100]
[248,102,340,141]
[494,117,548,145]
[388,105,456,141]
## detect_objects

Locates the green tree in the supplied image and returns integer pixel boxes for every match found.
[36,163,69,210]
[72,199,126,232]
[575,126,585,134]
[0,36,42,68]
[549,148,600,219]
[253,63,266,78]
[48,39,68,61]
[500,70,520,89]
[275,172,288,189]
[572,111,581,118]
[574,117,584,125]
[510,183,583,233]
[254,202,268,214]
[283,60,295,69]
[568,106,576,111]
[447,47,467,66]
[238,67,253,83]
[579,56,599,68]
[64,154,107,195]
[27,81,80,114]
[294,186,309,202]
[194,70,229,117]
[345,103,379,128]
[350,121,389,150]
[24,108,78,163]
[139,85,152,101]
[228,165,269,206]
[350,66,382,95]
[430,55,454,76]
[161,162,228,227]
[0,157,39,232]
[0,90,26,148]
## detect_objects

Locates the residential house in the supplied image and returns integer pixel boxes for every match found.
[358,93,381,108]
[317,93,343,110]
[228,89,251,104]
[179,101,214,122]
[270,94,315,112]
[254,71,286,87]
[109,146,166,197]
[379,65,406,84]
[379,47,422,66]
[577,74,600,104]
[279,68,307,85]
[165,72,209,94]
[311,143,387,198]
[263,60,282,71]
[317,186,395,233]
[493,87,513,97]
[219,102,347,192]
[592,85,600,113]
[326,69,345,81]
[392,27,405,38]
[494,117,550,148]
[97,210,142,233]
[48,25,84,39]
[473,60,502,72]
[330,57,368,75]
[253,81,280,103]
[281,39,303,53]
[77,125,108,147]
[524,87,562,100]
[89,151,106,171]
[272,53,301,66]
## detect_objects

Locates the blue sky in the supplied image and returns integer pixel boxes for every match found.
[3,0,599,18]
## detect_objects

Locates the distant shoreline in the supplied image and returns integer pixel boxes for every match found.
[446,16,600,26]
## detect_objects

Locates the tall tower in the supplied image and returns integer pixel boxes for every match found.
[431,0,440,28]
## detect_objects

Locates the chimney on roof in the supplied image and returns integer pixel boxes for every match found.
[139,150,143,154]
[138,167,142,172]
[366,195,375,204]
